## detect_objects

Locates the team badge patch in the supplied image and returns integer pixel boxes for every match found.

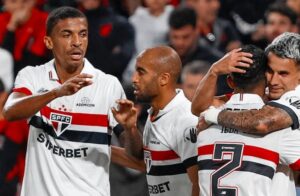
[144,150,152,173]
[184,127,197,143]
[50,113,72,136]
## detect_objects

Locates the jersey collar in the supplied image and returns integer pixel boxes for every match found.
[48,58,95,81]
[148,89,188,121]
[226,93,265,109]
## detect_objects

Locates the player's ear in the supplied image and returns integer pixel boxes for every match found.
[227,75,235,89]
[297,67,300,84]
[159,73,170,86]
[44,36,53,50]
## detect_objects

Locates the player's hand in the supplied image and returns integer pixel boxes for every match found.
[210,48,253,76]
[197,116,210,134]
[111,99,137,130]
[7,0,32,30]
[53,73,93,97]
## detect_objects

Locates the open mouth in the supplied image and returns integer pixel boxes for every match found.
[133,88,140,95]
[133,85,140,95]
[69,50,83,61]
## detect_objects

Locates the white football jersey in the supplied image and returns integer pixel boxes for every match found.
[143,90,198,196]
[268,85,300,130]
[11,59,125,196]
[198,94,300,196]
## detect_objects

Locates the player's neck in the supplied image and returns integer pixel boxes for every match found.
[54,62,84,83]
[234,88,265,99]
[151,88,177,117]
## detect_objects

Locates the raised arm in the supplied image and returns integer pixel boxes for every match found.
[111,99,144,159]
[3,74,93,121]
[191,48,253,116]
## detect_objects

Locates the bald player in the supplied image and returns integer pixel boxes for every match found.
[112,46,199,196]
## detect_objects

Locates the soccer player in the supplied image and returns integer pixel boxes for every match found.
[193,32,300,195]
[112,46,199,196]
[197,44,300,196]
[3,7,125,196]
[196,32,300,137]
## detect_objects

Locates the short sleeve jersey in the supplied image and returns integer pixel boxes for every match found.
[268,85,300,130]
[11,59,125,196]
[198,94,300,196]
[143,90,198,196]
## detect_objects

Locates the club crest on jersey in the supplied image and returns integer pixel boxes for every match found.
[144,150,152,173]
[184,127,197,143]
[50,113,72,136]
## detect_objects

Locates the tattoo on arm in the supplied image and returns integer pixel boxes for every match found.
[217,105,293,134]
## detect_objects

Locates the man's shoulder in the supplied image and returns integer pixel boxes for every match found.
[171,104,198,129]
[271,88,300,105]
[19,62,49,74]
[92,68,120,83]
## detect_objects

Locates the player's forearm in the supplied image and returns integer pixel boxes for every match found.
[191,184,199,196]
[123,125,144,159]
[111,146,146,172]
[191,69,218,116]
[217,106,293,134]
[186,165,199,196]
[3,90,58,121]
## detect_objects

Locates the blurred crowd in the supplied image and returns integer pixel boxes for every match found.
[0,0,299,195]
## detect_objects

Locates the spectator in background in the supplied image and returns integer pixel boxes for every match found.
[130,0,173,57]
[123,0,173,86]
[0,0,49,76]
[181,60,210,101]
[263,3,298,48]
[168,6,220,66]
[286,0,300,30]
[184,0,198,8]
[193,0,241,55]
[169,6,231,95]
[250,3,298,49]
[80,0,135,81]
[218,0,274,46]
[287,0,300,15]
[109,0,140,17]
[0,48,13,91]
[0,79,29,196]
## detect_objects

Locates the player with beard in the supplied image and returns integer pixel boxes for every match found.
[112,46,199,196]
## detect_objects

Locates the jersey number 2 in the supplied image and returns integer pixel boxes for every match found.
[211,143,244,196]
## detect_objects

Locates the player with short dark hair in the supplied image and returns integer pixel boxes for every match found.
[231,45,267,91]
[197,44,300,196]
[46,6,87,36]
[3,6,125,196]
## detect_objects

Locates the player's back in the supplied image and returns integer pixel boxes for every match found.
[197,93,300,196]
[197,125,284,196]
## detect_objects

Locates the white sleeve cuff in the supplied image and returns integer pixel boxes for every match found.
[200,106,222,124]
